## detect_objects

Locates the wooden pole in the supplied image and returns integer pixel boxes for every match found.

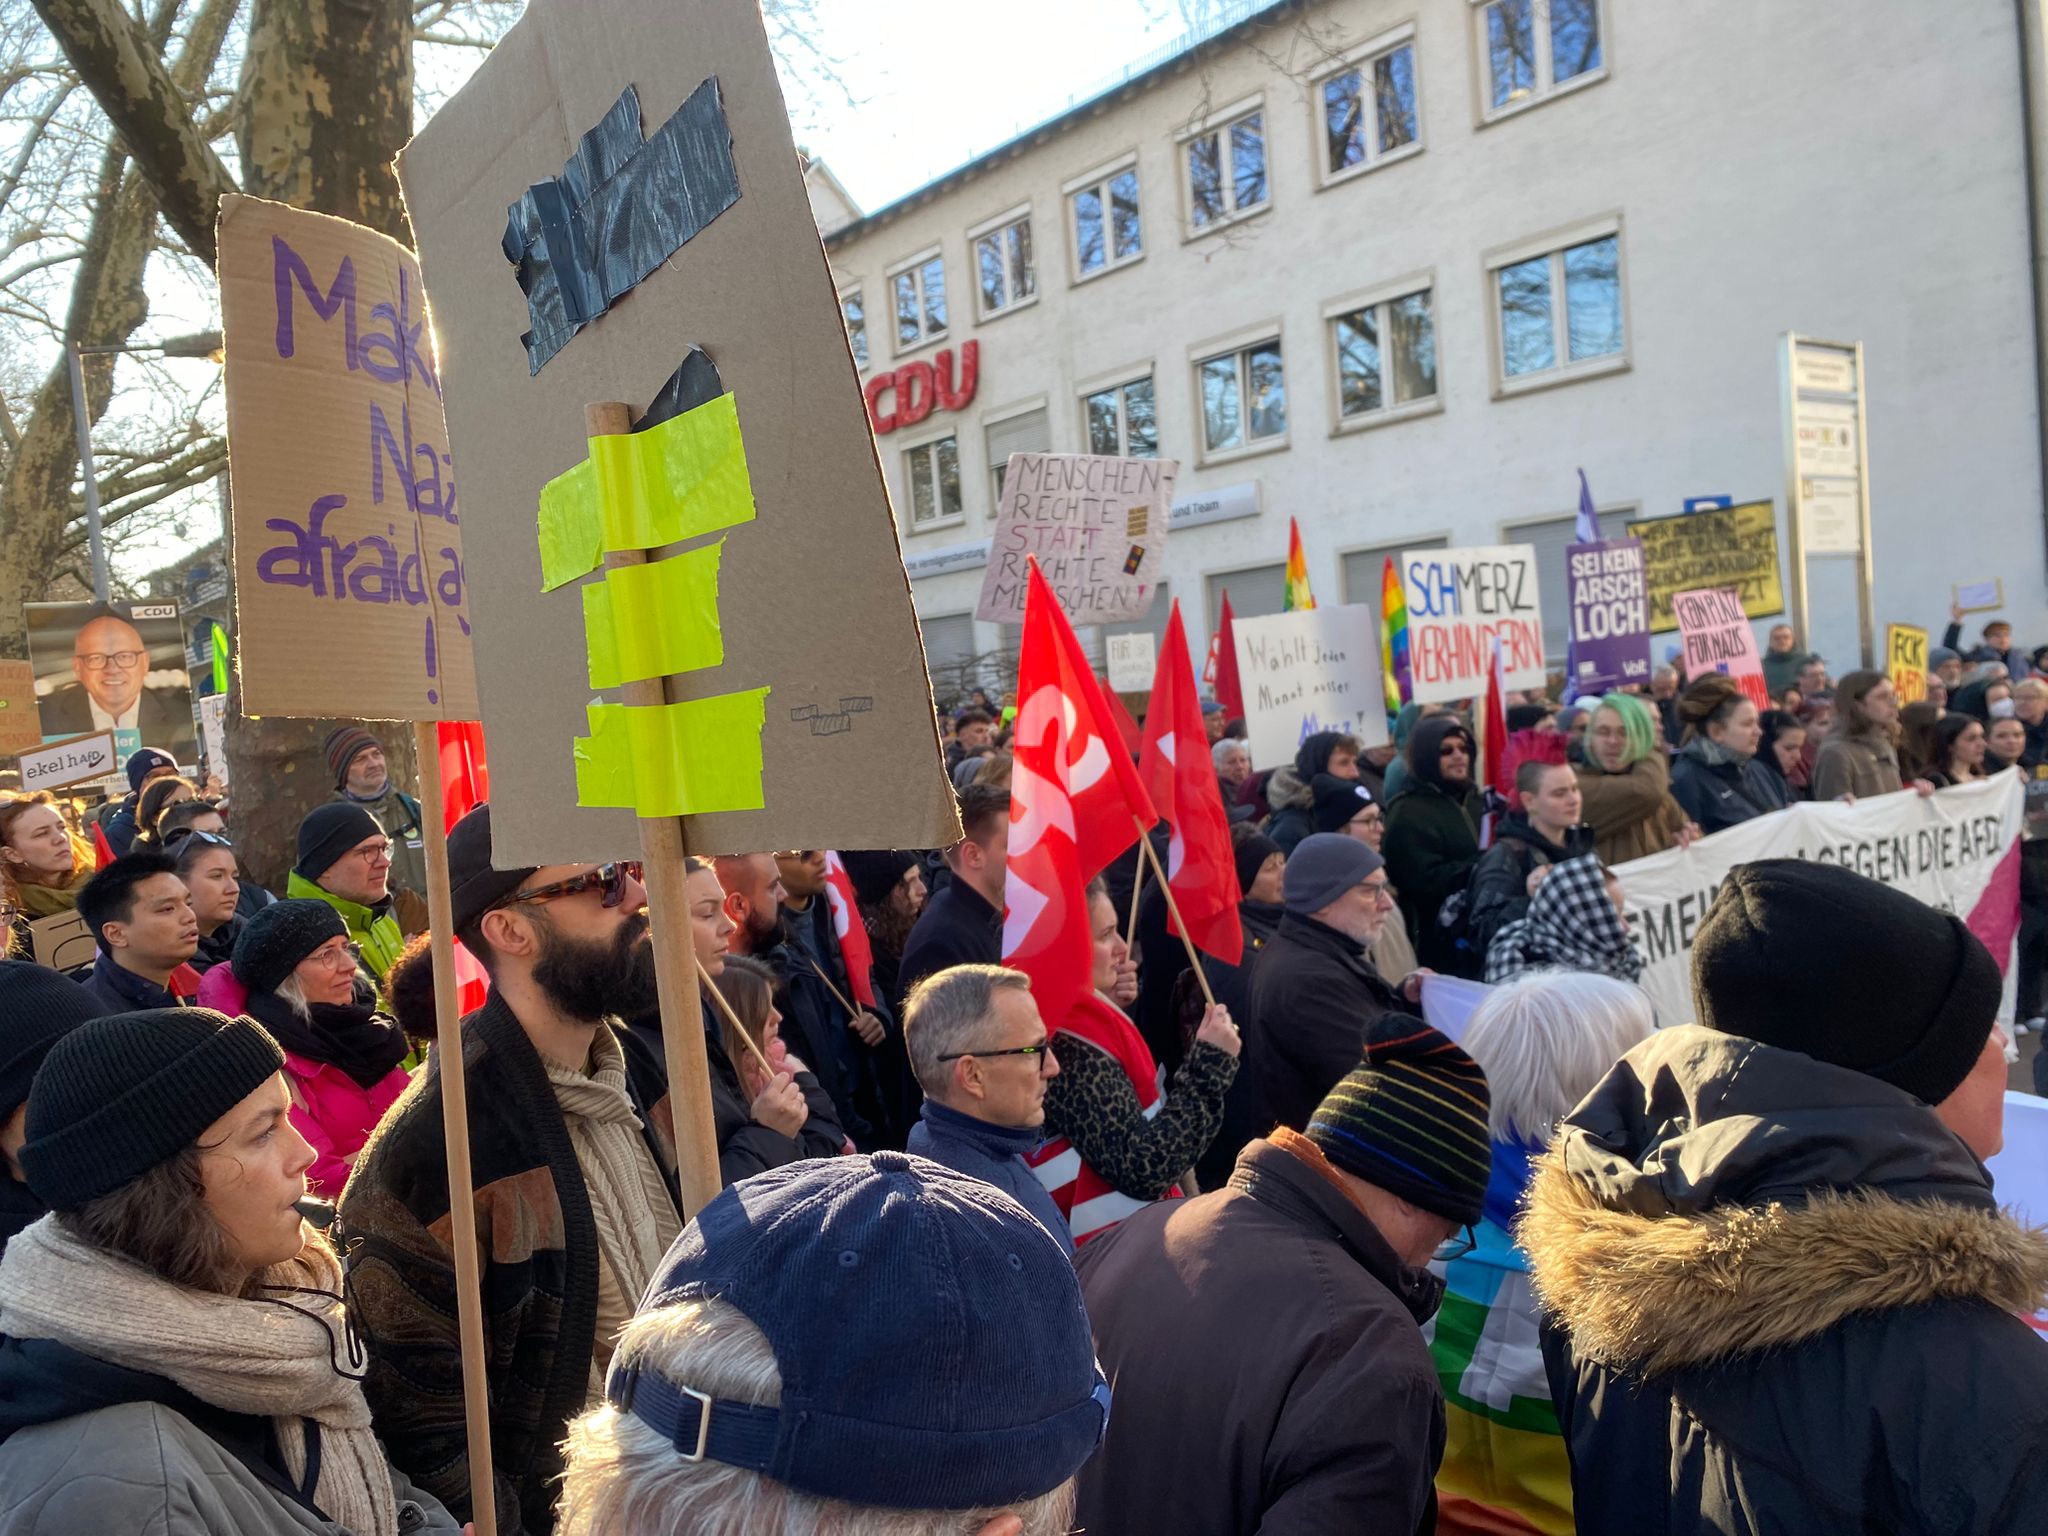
[1133,814,1216,1009]
[411,720,498,1536]
[802,951,859,1022]
[1125,846,1146,950]
[588,401,723,1220]
[697,954,774,1077]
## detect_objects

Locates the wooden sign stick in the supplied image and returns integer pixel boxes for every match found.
[802,951,861,1022]
[410,720,498,1536]
[696,955,776,1077]
[588,401,723,1219]
[1133,814,1217,1010]
[1126,849,1146,950]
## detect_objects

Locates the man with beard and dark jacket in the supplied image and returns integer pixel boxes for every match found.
[1522,859,2048,1534]
[1245,834,1423,1133]
[339,804,683,1535]
[897,783,1008,1003]
[1076,1017,1490,1535]
[1464,754,1594,954]
[1261,730,1362,855]
[1383,715,1485,975]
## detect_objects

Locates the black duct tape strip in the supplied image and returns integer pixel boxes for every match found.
[637,346,725,432]
[504,76,741,374]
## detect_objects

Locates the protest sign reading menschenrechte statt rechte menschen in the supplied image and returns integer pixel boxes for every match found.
[976,453,1177,626]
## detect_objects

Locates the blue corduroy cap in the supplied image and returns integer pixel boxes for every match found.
[606,1151,1109,1510]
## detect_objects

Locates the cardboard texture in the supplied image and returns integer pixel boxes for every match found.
[217,195,479,721]
[397,0,958,863]
[1231,605,1389,770]
[28,910,92,972]
[18,731,119,793]
[0,660,38,755]
[976,453,1177,625]
[1626,501,1784,634]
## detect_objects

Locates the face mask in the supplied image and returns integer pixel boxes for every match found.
[1992,698,2018,719]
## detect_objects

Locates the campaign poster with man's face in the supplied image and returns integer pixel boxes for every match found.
[25,601,196,767]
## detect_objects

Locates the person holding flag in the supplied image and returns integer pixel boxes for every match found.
[1004,560,1240,1244]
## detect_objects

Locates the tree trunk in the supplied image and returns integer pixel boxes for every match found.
[224,0,417,889]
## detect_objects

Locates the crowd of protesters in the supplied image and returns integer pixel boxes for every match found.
[0,611,2040,1536]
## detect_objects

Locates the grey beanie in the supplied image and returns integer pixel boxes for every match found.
[1283,833,1384,916]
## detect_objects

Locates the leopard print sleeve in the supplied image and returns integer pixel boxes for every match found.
[1041,1035,1239,1200]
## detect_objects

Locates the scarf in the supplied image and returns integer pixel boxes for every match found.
[1484,853,1644,986]
[0,1218,398,1536]
[1681,734,1747,769]
[243,991,410,1091]
[14,871,87,919]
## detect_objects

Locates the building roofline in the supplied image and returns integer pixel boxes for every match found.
[822,0,1302,251]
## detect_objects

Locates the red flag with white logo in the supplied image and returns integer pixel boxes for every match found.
[1139,602,1244,965]
[1478,635,1509,848]
[821,851,879,1009]
[1205,588,1246,722]
[1005,560,1158,1024]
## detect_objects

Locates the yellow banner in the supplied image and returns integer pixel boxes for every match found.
[1625,501,1784,633]
[1887,623,1929,704]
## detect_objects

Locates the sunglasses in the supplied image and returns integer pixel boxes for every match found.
[167,828,233,850]
[500,860,644,911]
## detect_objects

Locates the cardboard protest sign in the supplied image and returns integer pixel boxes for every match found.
[17,731,119,793]
[975,453,1176,625]
[217,196,478,721]
[1626,500,1784,633]
[198,694,228,784]
[1106,633,1156,694]
[1887,623,1929,705]
[24,600,193,762]
[1231,605,1388,769]
[1954,579,2003,614]
[0,660,38,755]
[396,0,958,863]
[1399,546,1545,704]
[28,910,93,972]
[1673,587,1769,709]
[1565,538,1650,696]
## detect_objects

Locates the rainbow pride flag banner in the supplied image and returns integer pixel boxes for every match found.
[1380,555,1410,707]
[1283,517,1315,611]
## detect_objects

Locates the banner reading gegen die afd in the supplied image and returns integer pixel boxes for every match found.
[1612,772,2024,1029]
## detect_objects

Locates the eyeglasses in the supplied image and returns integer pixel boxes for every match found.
[1433,1225,1478,1265]
[306,941,363,972]
[500,861,644,911]
[345,839,393,863]
[937,1041,1054,1069]
[1359,880,1395,905]
[75,649,145,671]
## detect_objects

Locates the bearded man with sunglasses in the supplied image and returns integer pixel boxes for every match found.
[339,803,683,1535]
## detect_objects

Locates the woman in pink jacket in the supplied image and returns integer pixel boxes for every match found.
[229,898,412,1198]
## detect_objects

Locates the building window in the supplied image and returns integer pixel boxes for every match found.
[1490,226,1624,390]
[1070,163,1143,278]
[973,212,1035,318]
[1478,0,1604,119]
[1196,339,1285,456]
[889,251,947,351]
[1331,288,1436,421]
[1084,377,1158,457]
[904,436,962,527]
[985,405,1050,506]
[1185,104,1268,231]
[1319,32,1420,181]
[841,289,867,369]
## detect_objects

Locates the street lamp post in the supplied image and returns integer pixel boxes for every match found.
[64,329,225,603]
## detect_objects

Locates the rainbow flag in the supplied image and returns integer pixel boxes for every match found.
[1283,518,1315,610]
[1380,556,1410,707]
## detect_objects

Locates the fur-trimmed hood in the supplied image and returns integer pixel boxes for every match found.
[1519,1024,2048,1377]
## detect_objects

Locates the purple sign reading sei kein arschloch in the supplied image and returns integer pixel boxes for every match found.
[1566,537,1651,697]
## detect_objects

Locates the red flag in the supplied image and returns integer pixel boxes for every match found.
[821,851,879,1009]
[1098,677,1143,756]
[1006,561,1158,1024]
[1206,590,1246,721]
[91,822,115,869]
[436,722,492,1016]
[1478,636,1509,848]
[1139,601,1243,964]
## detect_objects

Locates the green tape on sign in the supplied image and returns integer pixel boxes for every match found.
[582,540,728,689]
[536,393,757,591]
[573,686,771,817]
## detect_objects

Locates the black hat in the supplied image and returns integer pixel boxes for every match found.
[1311,773,1376,835]
[125,748,176,793]
[837,849,918,908]
[294,802,383,884]
[0,963,106,1121]
[1692,859,2001,1104]
[232,899,348,995]
[1232,832,1282,898]
[447,804,537,935]
[21,1008,285,1210]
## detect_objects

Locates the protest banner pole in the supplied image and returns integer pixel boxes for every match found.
[697,955,774,1077]
[588,402,724,1219]
[410,720,498,1536]
[801,952,862,1027]
[1133,814,1216,1009]
[1126,853,1146,949]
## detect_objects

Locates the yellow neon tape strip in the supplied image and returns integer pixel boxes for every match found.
[583,541,728,689]
[572,687,771,817]
[536,393,757,591]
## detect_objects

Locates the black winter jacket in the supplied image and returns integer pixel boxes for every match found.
[1463,815,1593,954]
[895,878,1002,1003]
[1522,1025,2048,1536]
[1668,745,1789,834]
[1243,911,1404,1132]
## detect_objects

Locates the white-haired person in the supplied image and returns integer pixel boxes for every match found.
[1428,970,1654,1536]
[555,1153,1109,1536]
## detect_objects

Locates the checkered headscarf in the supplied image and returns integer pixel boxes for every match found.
[1484,853,1642,984]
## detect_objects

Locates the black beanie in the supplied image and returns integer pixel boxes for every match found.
[447,803,536,935]
[1691,859,2001,1104]
[0,963,106,1121]
[295,801,384,884]
[1233,832,1282,898]
[1311,773,1376,834]
[232,899,348,995]
[838,848,918,908]
[21,1008,285,1210]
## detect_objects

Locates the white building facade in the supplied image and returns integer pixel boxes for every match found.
[820,0,2048,701]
